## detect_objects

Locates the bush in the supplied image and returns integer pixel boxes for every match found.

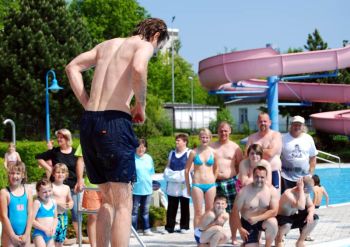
[149,206,166,227]
[0,157,7,188]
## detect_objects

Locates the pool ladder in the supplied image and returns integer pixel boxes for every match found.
[316,150,341,168]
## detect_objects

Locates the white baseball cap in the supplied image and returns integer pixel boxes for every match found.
[291,115,305,124]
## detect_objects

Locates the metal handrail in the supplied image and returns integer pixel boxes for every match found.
[77,187,146,247]
[316,150,341,168]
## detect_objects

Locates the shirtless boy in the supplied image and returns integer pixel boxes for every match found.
[210,121,243,244]
[194,195,229,247]
[51,163,74,246]
[66,18,168,247]
[245,113,282,190]
[233,166,279,247]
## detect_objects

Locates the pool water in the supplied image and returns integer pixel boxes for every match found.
[156,167,350,206]
[314,167,350,206]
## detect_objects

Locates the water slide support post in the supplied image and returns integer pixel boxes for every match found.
[267,76,279,131]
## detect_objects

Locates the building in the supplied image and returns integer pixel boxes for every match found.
[225,99,288,132]
[164,103,219,130]
[160,28,179,54]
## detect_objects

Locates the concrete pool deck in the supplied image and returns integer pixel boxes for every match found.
[46,202,350,246]
[126,202,350,247]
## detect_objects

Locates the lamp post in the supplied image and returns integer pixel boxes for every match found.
[3,119,16,144]
[189,76,194,132]
[171,16,175,103]
[45,70,63,142]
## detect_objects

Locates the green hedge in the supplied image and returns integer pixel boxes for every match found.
[0,134,246,184]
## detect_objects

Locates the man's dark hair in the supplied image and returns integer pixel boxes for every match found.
[253,165,267,175]
[132,18,169,46]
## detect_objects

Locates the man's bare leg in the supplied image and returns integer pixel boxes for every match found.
[275,224,291,247]
[296,220,318,247]
[87,214,98,247]
[229,213,238,245]
[97,182,132,247]
[263,218,278,247]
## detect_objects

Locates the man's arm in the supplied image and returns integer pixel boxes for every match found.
[263,131,282,160]
[65,47,98,109]
[309,156,316,175]
[233,146,243,174]
[232,190,249,242]
[74,157,85,193]
[130,43,154,123]
[305,194,316,223]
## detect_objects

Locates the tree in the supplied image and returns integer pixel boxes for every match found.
[69,0,148,42]
[304,29,328,51]
[0,0,19,29]
[0,0,92,139]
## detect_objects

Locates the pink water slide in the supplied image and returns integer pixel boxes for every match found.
[198,46,350,135]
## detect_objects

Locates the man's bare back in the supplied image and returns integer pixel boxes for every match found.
[67,36,154,115]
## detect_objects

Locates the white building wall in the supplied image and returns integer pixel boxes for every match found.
[226,103,288,132]
[173,108,217,129]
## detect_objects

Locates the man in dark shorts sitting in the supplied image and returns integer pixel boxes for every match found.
[275,176,318,247]
[233,165,279,247]
[66,18,169,247]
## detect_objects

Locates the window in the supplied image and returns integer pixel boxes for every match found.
[239,108,248,124]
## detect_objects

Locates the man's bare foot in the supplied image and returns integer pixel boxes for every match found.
[232,239,240,246]
[296,240,305,247]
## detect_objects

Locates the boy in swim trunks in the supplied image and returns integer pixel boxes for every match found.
[194,195,229,246]
[51,163,74,246]
[66,18,169,246]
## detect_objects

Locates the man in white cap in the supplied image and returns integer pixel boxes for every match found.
[280,116,318,193]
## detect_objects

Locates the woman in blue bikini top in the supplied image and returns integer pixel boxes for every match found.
[185,128,218,228]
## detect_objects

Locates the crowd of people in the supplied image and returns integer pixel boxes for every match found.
[0,17,331,247]
[0,113,329,247]
[162,114,327,247]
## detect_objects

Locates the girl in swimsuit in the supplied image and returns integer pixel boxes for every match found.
[4,142,22,171]
[0,161,33,247]
[32,179,58,247]
[185,128,218,228]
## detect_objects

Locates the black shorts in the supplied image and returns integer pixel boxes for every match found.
[80,110,139,184]
[241,217,264,244]
[277,210,319,229]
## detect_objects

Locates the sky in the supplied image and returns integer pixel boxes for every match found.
[137,0,350,71]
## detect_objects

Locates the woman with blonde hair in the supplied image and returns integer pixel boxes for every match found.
[185,128,218,228]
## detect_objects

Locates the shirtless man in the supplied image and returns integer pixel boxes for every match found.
[245,112,282,191]
[233,166,279,247]
[195,195,229,247]
[65,18,168,247]
[275,176,318,247]
[210,121,243,244]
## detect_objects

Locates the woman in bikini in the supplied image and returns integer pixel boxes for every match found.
[185,128,218,228]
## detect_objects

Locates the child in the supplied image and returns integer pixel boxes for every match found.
[312,174,329,208]
[0,161,33,247]
[194,195,229,246]
[185,128,218,228]
[32,179,58,247]
[51,164,74,246]
[4,143,22,170]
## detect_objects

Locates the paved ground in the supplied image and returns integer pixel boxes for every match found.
[127,203,350,247]
[73,202,350,246]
